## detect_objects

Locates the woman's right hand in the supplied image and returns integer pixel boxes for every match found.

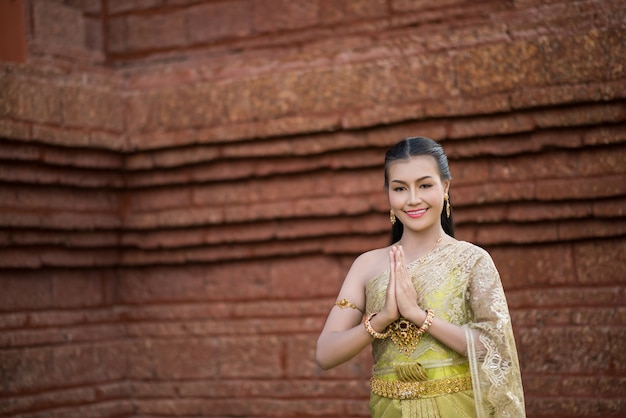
[377,247,401,325]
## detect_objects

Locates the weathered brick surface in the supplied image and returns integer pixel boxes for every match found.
[1,0,625,417]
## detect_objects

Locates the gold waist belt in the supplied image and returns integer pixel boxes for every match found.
[370,375,472,400]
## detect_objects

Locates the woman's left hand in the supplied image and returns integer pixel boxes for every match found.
[391,246,422,319]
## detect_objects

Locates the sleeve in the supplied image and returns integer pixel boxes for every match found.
[462,247,526,418]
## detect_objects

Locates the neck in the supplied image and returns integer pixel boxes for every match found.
[399,226,445,247]
[397,227,446,259]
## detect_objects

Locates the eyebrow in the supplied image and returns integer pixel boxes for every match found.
[390,176,434,184]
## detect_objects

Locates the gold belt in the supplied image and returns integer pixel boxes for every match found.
[370,375,472,400]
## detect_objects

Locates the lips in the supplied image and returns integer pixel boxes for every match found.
[405,209,427,218]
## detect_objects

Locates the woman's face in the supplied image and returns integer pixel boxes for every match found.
[387,155,449,233]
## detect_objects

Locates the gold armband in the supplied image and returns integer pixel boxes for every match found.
[334,298,363,313]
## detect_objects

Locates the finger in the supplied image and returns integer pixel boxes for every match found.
[397,245,408,273]
[394,247,403,271]
[388,249,396,290]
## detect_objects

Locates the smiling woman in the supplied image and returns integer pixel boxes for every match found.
[316,137,526,418]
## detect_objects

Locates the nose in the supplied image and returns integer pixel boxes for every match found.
[408,187,422,205]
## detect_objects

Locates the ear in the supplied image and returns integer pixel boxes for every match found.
[442,179,451,195]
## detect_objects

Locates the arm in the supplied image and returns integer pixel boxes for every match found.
[315,251,399,370]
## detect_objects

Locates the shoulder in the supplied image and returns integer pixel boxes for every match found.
[449,240,497,268]
[453,240,489,256]
[348,246,391,285]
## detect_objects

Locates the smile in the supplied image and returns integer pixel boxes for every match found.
[405,209,427,218]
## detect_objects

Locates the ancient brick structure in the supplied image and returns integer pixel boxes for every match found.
[1,0,625,417]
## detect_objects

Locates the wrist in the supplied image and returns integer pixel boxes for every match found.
[374,310,398,328]
[364,312,391,339]
[405,308,427,325]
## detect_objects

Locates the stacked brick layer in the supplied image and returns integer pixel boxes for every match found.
[1,0,625,417]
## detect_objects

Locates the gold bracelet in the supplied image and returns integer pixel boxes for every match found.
[364,312,391,339]
[417,309,435,336]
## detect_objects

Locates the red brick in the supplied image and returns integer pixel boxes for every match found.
[45,211,122,229]
[125,10,187,52]
[536,174,626,200]
[0,383,132,417]
[105,16,127,53]
[477,222,559,245]
[125,186,191,212]
[40,146,123,169]
[40,249,120,268]
[540,30,612,85]
[269,255,344,299]
[557,218,626,242]
[391,0,468,12]
[577,145,626,177]
[51,271,106,308]
[593,197,626,218]
[218,336,282,378]
[2,76,63,124]
[83,0,102,14]
[251,0,318,33]
[107,0,161,14]
[1,342,127,393]
[32,0,85,51]
[561,376,626,398]
[0,274,53,311]
[342,102,425,130]
[511,79,626,109]
[177,378,369,399]
[187,1,251,43]
[0,119,31,139]
[89,131,127,150]
[8,185,118,211]
[455,40,545,94]
[489,151,579,182]
[128,337,219,380]
[574,237,626,285]
[490,245,575,290]
[32,125,90,147]
[26,307,118,328]
[518,326,611,374]
[448,159,490,185]
[506,286,625,309]
[454,180,535,206]
[533,103,625,129]
[583,124,626,146]
[505,201,593,223]
[60,84,123,132]
[448,113,535,139]
[119,262,278,303]
[521,375,563,397]
[134,399,202,416]
[0,323,122,348]
[148,144,220,168]
[84,15,103,51]
[319,0,387,23]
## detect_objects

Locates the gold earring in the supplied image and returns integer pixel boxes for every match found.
[390,210,396,225]
[444,194,451,218]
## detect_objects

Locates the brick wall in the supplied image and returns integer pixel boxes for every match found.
[0,0,625,416]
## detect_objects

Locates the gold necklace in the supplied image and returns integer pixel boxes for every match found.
[416,236,443,265]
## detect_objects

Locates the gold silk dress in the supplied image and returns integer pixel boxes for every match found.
[366,241,525,417]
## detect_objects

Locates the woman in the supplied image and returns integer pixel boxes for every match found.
[316,137,525,417]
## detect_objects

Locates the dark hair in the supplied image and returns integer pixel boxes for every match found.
[384,137,455,244]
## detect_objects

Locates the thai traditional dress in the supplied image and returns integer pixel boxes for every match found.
[366,241,525,417]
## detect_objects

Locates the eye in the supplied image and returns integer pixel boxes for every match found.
[392,186,406,192]
[419,183,433,189]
